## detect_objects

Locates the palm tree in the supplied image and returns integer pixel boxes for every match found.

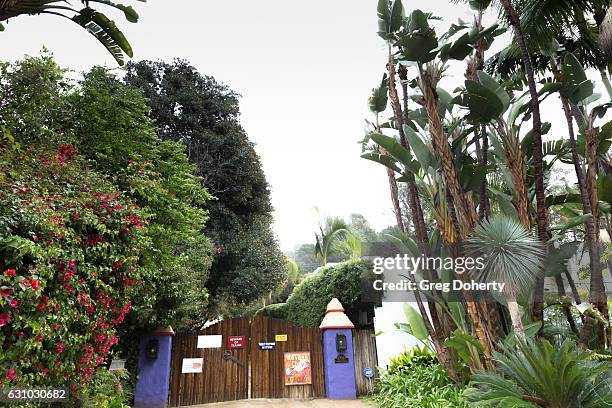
[467,215,545,339]
[497,0,550,323]
[519,0,612,97]
[0,0,143,65]
[313,215,348,267]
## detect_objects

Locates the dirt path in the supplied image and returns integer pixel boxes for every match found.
[188,398,373,407]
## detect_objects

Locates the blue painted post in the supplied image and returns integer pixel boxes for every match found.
[320,298,357,400]
[134,327,174,408]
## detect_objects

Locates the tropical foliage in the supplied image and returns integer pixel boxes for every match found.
[373,347,469,408]
[363,0,612,404]
[466,339,612,407]
[0,0,145,65]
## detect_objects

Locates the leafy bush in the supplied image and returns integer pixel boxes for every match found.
[76,368,131,408]
[257,259,378,327]
[466,339,612,407]
[373,347,468,408]
[0,145,146,392]
[256,302,288,320]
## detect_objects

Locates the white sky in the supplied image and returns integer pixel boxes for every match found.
[2,1,608,251]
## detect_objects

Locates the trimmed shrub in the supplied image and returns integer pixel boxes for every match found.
[258,259,378,327]
[256,303,288,320]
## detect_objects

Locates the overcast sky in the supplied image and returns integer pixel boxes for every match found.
[2,1,607,251]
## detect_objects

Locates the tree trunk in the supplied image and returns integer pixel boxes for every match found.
[420,72,495,369]
[565,270,582,304]
[386,52,459,379]
[505,294,525,340]
[479,129,491,220]
[554,274,579,335]
[422,76,477,237]
[499,0,549,323]
[378,141,406,233]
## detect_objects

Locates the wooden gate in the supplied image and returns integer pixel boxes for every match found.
[168,317,249,407]
[167,316,325,406]
[250,315,325,399]
[353,329,378,396]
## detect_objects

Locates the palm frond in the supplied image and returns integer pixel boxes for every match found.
[0,0,143,65]
[72,7,133,65]
[467,215,545,295]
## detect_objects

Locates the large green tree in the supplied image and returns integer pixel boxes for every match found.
[123,60,287,312]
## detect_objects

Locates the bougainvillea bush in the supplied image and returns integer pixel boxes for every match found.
[0,143,149,393]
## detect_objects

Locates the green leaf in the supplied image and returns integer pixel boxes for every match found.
[477,71,510,113]
[89,0,140,23]
[597,175,612,207]
[361,152,401,173]
[469,0,492,10]
[370,133,413,167]
[369,73,388,114]
[551,214,592,233]
[560,53,594,104]
[458,80,504,122]
[403,125,432,170]
[445,32,473,60]
[399,10,438,63]
[389,0,404,33]
[73,8,134,65]
[444,329,484,365]
[403,303,429,340]
[545,193,581,207]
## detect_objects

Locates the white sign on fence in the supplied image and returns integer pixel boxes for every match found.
[109,359,126,371]
[181,358,204,373]
[197,335,222,349]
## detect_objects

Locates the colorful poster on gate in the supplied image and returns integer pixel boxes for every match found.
[284,352,312,385]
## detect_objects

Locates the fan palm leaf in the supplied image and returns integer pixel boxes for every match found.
[467,215,545,338]
[467,215,544,295]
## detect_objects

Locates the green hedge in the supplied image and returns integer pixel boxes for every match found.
[257,259,378,327]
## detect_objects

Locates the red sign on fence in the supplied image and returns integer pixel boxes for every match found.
[228,335,246,349]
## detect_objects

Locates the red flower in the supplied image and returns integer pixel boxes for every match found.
[18,332,24,339]
[6,368,16,380]
[216,247,223,254]
[5,269,15,277]
[29,278,40,291]
[55,343,65,354]
[0,313,9,327]
[8,299,18,308]
[0,288,13,297]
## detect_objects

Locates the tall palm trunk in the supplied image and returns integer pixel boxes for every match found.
[499,0,549,323]
[550,60,602,337]
[564,95,610,343]
[505,293,525,340]
[386,52,459,380]
[420,70,495,369]
[422,73,477,236]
